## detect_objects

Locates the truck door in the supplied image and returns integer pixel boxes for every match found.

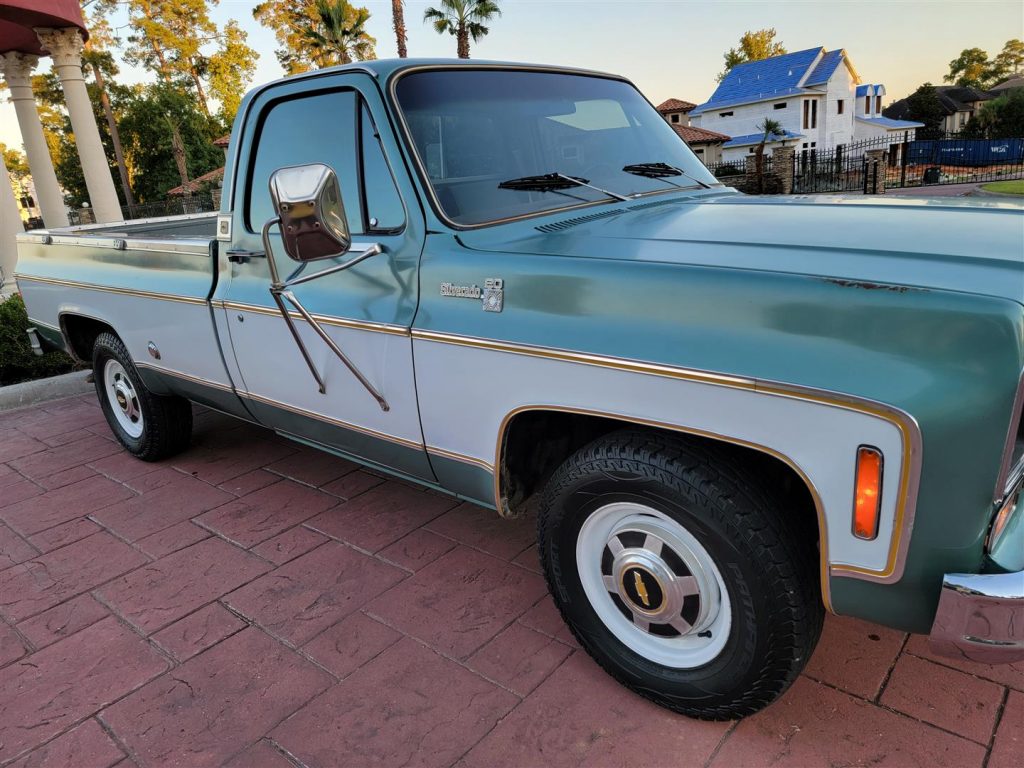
[213,72,433,482]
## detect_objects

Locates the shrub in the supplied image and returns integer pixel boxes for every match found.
[0,294,77,386]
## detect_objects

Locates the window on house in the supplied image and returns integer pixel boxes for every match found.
[811,100,817,129]
[837,99,845,115]
[803,100,809,129]
[671,113,680,123]
[719,111,733,117]
[875,95,882,114]
[693,147,704,154]
[865,95,871,114]
[774,102,787,110]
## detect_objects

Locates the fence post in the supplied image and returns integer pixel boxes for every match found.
[771,145,796,194]
[865,149,886,194]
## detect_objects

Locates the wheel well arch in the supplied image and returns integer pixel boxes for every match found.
[496,406,828,605]
[59,313,117,363]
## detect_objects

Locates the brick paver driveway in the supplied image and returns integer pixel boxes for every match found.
[1,394,1020,767]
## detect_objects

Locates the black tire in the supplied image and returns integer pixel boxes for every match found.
[92,332,193,461]
[538,429,823,720]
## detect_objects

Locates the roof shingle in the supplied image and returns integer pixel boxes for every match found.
[656,98,697,114]
[690,47,825,115]
[671,124,730,144]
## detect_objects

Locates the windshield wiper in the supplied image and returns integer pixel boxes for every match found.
[499,172,631,202]
[622,162,713,190]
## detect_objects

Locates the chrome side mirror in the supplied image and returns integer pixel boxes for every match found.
[268,163,351,262]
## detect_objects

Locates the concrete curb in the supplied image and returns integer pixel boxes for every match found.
[0,370,94,413]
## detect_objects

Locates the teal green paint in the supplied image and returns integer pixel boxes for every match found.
[136,369,253,421]
[277,430,459,497]
[416,203,1023,632]
[241,396,435,483]
[427,452,497,509]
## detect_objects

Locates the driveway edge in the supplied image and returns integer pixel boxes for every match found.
[0,370,94,412]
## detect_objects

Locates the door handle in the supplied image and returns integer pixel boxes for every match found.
[226,250,265,264]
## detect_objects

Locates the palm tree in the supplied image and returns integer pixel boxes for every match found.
[301,0,376,68]
[392,0,408,58]
[423,0,501,59]
[754,118,783,193]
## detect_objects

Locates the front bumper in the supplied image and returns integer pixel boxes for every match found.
[929,571,1024,663]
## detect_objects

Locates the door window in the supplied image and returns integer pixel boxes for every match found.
[246,90,404,235]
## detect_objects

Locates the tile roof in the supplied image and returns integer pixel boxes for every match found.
[670,124,730,144]
[168,166,225,196]
[804,49,845,85]
[690,47,824,115]
[855,116,924,129]
[722,130,804,148]
[213,134,231,148]
[656,98,697,114]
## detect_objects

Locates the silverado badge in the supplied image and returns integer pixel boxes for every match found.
[440,278,504,313]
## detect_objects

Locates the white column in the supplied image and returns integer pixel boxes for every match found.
[0,52,68,229]
[36,28,121,224]
[1,151,25,290]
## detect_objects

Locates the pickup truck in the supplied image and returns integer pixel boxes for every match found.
[14,60,1024,720]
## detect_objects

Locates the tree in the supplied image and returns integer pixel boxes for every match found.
[124,0,258,120]
[963,88,1024,138]
[900,83,947,139]
[946,40,1023,90]
[297,0,376,68]
[754,118,782,194]
[117,83,223,202]
[393,0,408,58]
[718,28,787,81]
[1,144,28,182]
[252,0,375,74]
[423,0,502,59]
[993,39,1024,78]
[206,20,259,122]
[945,47,994,90]
[83,6,136,206]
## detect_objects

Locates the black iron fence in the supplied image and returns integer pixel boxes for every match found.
[702,132,1024,194]
[63,194,218,228]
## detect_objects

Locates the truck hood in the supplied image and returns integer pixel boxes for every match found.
[459,193,1024,305]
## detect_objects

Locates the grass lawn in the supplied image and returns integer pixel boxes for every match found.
[981,179,1024,195]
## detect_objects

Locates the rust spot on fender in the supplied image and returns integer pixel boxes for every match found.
[822,278,925,294]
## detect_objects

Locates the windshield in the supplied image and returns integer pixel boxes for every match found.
[394,69,717,226]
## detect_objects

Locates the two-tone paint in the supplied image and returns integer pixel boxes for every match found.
[14,60,1024,639]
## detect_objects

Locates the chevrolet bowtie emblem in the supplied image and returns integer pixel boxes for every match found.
[633,570,651,608]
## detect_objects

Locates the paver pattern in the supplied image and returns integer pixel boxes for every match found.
[0,394,1020,767]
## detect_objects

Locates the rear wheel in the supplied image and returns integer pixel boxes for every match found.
[93,332,193,460]
[538,429,823,720]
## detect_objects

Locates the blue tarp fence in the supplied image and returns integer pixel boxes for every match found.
[906,137,1024,167]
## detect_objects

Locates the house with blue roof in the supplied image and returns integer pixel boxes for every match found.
[690,47,923,162]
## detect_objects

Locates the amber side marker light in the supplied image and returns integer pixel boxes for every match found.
[853,446,883,540]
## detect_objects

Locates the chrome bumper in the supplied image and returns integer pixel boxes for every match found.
[929,571,1024,663]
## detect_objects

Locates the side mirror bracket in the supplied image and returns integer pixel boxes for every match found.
[258,163,388,411]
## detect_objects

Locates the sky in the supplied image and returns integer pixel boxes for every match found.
[2,0,1023,151]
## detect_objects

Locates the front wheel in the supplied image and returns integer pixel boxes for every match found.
[93,332,193,461]
[538,430,823,720]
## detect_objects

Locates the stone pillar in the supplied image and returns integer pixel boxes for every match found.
[1,152,25,291]
[865,149,887,195]
[36,28,122,223]
[0,53,68,228]
[771,145,796,195]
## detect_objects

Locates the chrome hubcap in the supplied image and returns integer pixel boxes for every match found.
[104,360,143,438]
[578,502,731,668]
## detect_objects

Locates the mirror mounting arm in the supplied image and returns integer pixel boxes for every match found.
[261,216,390,411]
[283,243,383,289]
